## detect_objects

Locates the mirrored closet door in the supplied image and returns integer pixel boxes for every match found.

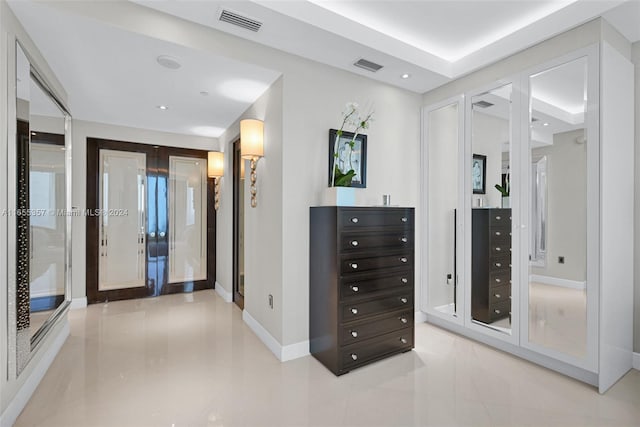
[522,53,598,371]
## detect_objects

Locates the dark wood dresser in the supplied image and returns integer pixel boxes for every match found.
[309,206,415,375]
[471,208,512,324]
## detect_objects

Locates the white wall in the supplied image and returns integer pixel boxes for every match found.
[632,41,640,354]
[70,119,218,303]
[280,62,422,346]
[531,129,587,282]
[217,77,284,342]
[0,1,71,423]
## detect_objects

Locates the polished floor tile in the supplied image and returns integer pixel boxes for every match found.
[14,290,640,427]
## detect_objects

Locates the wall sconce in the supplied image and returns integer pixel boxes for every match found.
[240,119,264,208]
[207,151,224,210]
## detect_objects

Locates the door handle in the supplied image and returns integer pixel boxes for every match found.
[159,231,166,237]
[150,232,156,238]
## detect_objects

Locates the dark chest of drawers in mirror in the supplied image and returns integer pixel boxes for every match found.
[471,208,512,324]
[310,206,415,375]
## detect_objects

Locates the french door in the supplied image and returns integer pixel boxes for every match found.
[87,138,215,303]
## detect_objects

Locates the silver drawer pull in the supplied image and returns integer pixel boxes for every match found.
[400,317,408,324]
[351,308,358,315]
[350,263,358,269]
[495,262,502,267]
[495,247,501,252]
[401,237,408,243]
[350,240,359,247]
[401,217,408,223]
[495,278,501,283]
[351,353,358,361]
[495,231,501,236]
[496,216,501,220]
[351,330,358,338]
[401,277,408,284]
[494,309,501,314]
[400,297,408,304]
[400,337,408,344]
[351,217,359,223]
[400,257,408,263]
[350,285,359,292]
[495,293,501,299]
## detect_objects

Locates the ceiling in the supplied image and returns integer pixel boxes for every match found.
[8,0,639,139]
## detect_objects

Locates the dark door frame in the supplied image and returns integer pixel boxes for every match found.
[86,137,216,304]
[232,138,244,309]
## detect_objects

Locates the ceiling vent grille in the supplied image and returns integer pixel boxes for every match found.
[353,58,384,73]
[472,100,494,109]
[219,9,262,32]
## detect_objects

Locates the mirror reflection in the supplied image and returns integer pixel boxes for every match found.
[15,42,69,374]
[528,58,588,358]
[426,103,459,317]
[470,83,513,333]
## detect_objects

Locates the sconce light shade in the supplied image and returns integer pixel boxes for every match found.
[240,119,264,159]
[207,151,224,178]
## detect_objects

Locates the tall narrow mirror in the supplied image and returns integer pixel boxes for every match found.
[470,83,513,334]
[15,41,71,375]
[426,101,460,318]
[528,57,588,358]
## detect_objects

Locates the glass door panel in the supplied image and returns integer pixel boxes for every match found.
[470,83,513,334]
[98,149,146,290]
[528,57,588,358]
[426,101,460,318]
[168,156,207,283]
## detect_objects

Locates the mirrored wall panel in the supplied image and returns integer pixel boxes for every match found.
[470,84,513,334]
[528,57,588,358]
[15,41,71,375]
[426,102,459,317]
[168,156,207,283]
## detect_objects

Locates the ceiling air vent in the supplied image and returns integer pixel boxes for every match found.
[353,58,384,73]
[219,9,262,32]
[472,100,494,109]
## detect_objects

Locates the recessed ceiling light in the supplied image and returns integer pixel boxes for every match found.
[543,122,549,126]
[157,105,168,110]
[401,73,410,79]
[156,55,181,70]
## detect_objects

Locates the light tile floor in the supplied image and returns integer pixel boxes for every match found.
[15,290,640,427]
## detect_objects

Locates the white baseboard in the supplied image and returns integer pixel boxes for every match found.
[530,275,586,290]
[0,319,69,427]
[415,310,428,323]
[214,281,232,303]
[242,310,309,362]
[70,297,87,309]
[633,352,640,371]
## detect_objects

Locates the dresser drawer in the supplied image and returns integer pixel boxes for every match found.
[489,270,511,288]
[489,210,511,227]
[340,271,412,300]
[490,299,511,320]
[341,330,413,370]
[341,253,413,274]
[339,209,413,230]
[490,241,511,257]
[342,293,413,321]
[340,232,413,252]
[341,310,413,345]
[490,256,511,271]
[489,284,511,304]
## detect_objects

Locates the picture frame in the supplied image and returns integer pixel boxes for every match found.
[328,129,367,188]
[472,154,486,194]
